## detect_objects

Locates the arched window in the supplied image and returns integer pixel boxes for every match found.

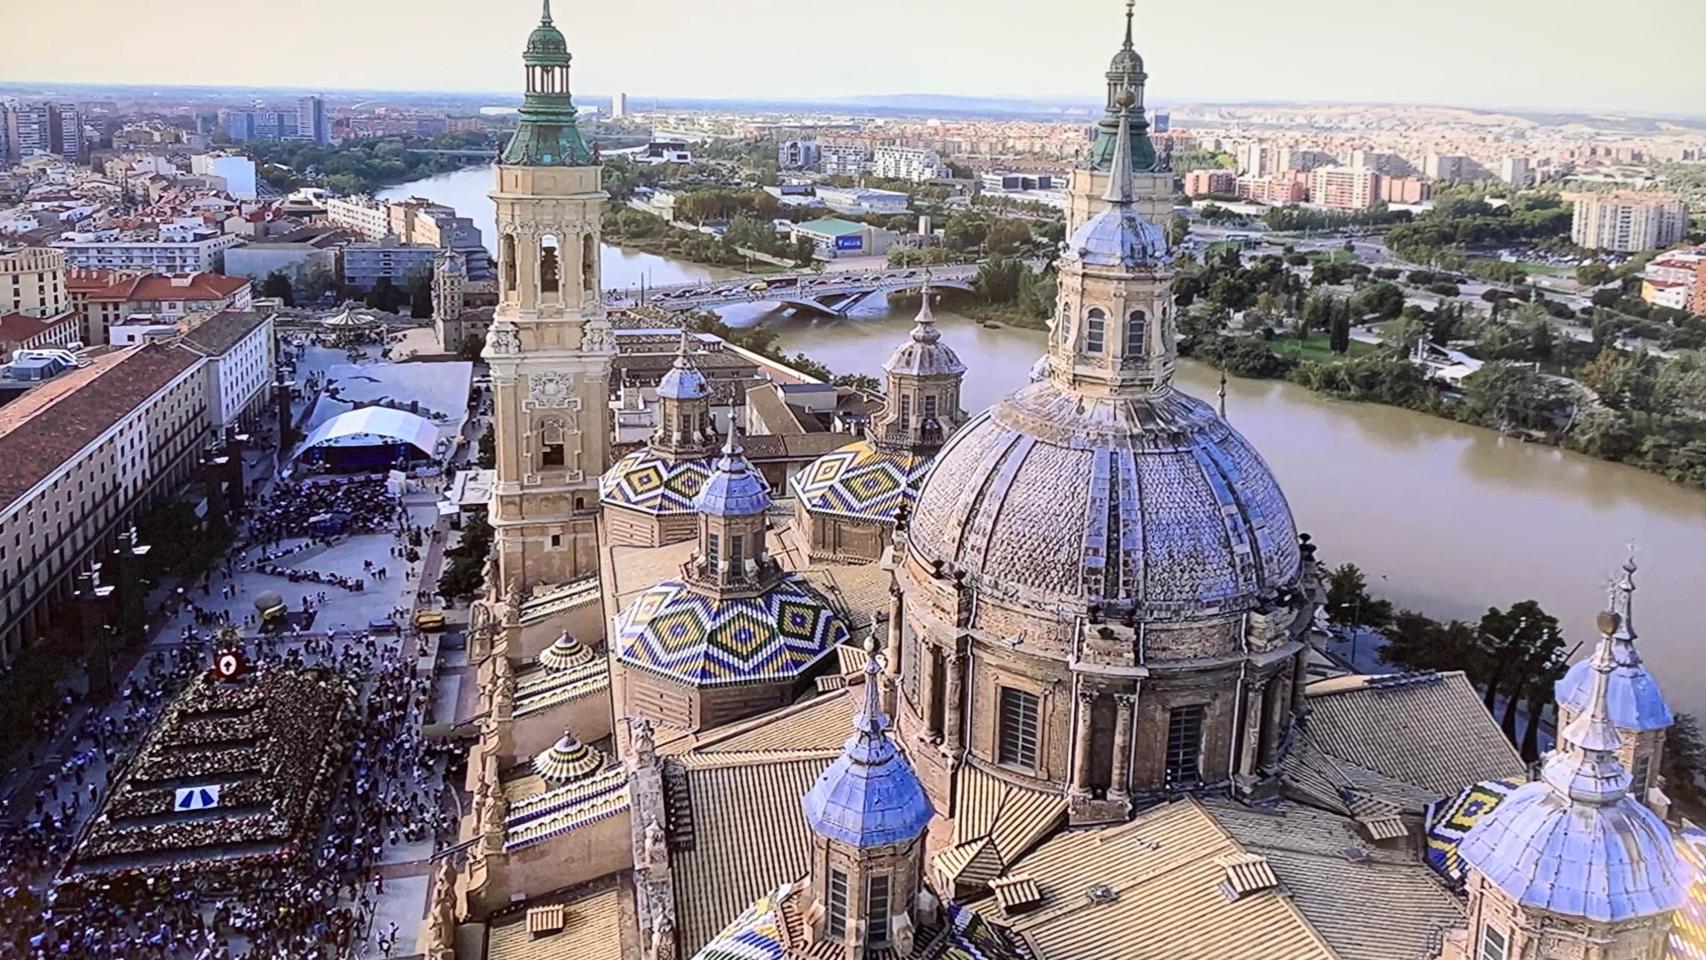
[1085,308,1106,354]
[539,418,566,467]
[581,233,597,293]
[502,235,517,293]
[539,235,561,294]
[1126,309,1147,358]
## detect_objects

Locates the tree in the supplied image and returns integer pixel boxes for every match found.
[1663,713,1705,807]
[407,268,434,319]
[1473,601,1560,720]
[1352,282,1406,321]
[1324,563,1394,630]
[366,277,408,314]
[1463,363,1567,432]
[975,257,1025,304]
[1168,213,1191,246]
[457,333,485,361]
[791,236,817,266]
[477,424,496,469]
[832,373,881,393]
[1576,261,1612,286]
[260,270,295,306]
[1329,311,1351,355]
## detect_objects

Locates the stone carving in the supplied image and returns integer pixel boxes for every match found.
[504,579,523,625]
[425,857,457,951]
[525,370,582,410]
[631,717,656,764]
[487,323,520,355]
[650,913,675,960]
[644,816,668,867]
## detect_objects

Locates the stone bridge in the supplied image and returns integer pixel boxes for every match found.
[603,264,981,317]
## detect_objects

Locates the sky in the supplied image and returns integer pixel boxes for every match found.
[6,0,1704,116]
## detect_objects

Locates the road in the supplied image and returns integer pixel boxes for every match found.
[606,263,984,313]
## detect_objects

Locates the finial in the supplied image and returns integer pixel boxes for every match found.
[1542,610,1630,805]
[855,636,888,735]
[1217,370,1228,419]
[911,270,939,342]
[1610,543,1639,649]
[541,0,554,25]
[1123,0,1136,51]
[1101,89,1137,205]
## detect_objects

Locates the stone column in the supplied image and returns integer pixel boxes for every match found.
[1071,689,1096,799]
[942,651,966,755]
[885,586,904,675]
[919,644,940,741]
[1238,681,1265,778]
[1110,693,1136,802]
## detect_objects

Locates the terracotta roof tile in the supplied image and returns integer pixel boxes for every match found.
[0,343,202,508]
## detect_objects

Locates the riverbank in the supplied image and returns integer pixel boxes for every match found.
[888,289,1048,331]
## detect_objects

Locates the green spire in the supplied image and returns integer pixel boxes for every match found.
[1088,0,1157,173]
[503,0,595,167]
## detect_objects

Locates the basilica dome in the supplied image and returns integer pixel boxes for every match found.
[908,379,1299,616]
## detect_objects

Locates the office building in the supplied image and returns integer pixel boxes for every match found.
[776,139,820,170]
[612,92,627,118]
[1309,166,1382,210]
[343,240,441,290]
[3,103,82,162]
[818,144,867,176]
[789,217,897,258]
[981,172,1056,193]
[873,145,942,183]
[1182,170,1236,197]
[1499,156,1532,187]
[0,247,70,319]
[1424,153,1470,182]
[189,154,258,200]
[296,95,329,145]
[1570,193,1690,253]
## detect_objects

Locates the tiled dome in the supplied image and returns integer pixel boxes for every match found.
[1554,557,1672,731]
[908,382,1300,616]
[533,730,604,785]
[802,657,933,848]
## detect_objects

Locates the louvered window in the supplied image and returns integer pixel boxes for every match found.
[827,869,849,939]
[1165,705,1204,785]
[998,687,1040,770]
[866,873,891,949]
[1085,308,1106,353]
[1478,926,1507,960]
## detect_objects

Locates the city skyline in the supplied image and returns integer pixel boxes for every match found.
[6,0,1705,118]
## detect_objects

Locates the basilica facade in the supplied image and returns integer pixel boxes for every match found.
[431,6,1706,960]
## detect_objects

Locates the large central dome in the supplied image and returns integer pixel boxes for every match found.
[908,378,1300,616]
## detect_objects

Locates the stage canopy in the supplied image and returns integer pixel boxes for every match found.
[298,406,440,460]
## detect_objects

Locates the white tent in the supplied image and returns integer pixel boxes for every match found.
[297,407,440,459]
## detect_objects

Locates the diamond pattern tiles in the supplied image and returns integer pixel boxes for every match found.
[1672,825,1706,960]
[1422,777,1522,890]
[599,449,713,516]
[789,440,932,526]
[615,577,849,688]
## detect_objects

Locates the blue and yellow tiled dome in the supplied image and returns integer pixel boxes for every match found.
[614,578,848,688]
[600,449,713,517]
[791,440,933,526]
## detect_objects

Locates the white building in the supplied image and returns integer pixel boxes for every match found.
[53,231,241,274]
[1571,193,1690,253]
[323,195,393,241]
[873,145,942,183]
[612,92,627,118]
[1499,156,1532,187]
[189,154,258,200]
[818,144,868,177]
[180,310,276,429]
[814,186,909,216]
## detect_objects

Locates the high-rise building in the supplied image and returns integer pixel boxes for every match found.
[1424,152,1470,182]
[1236,141,1271,177]
[189,154,258,200]
[1277,147,1333,172]
[1571,192,1690,253]
[296,95,328,144]
[611,91,627,118]
[1309,166,1381,210]
[1380,175,1433,205]
[1182,170,1236,196]
[0,246,70,319]
[2,103,81,161]
[484,0,614,589]
[872,145,942,183]
[1499,156,1532,187]
[818,143,867,176]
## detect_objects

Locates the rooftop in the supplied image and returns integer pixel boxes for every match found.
[180,310,270,357]
[793,218,868,237]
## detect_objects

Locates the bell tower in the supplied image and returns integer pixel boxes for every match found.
[485,0,614,591]
[1067,1,1174,234]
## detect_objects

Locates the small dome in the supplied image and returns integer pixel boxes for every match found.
[802,659,934,848]
[1555,557,1671,731]
[1067,205,1169,269]
[883,287,965,379]
[908,383,1300,616]
[600,449,713,517]
[791,440,933,526]
[533,730,604,785]
[657,337,711,401]
[695,434,770,517]
[539,631,594,672]
[615,577,848,688]
[1108,46,1144,77]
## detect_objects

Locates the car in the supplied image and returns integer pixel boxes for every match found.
[412,611,447,633]
[747,281,769,291]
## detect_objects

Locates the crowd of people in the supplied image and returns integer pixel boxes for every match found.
[3,630,459,959]
[245,479,406,553]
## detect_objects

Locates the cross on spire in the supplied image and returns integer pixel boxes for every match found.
[1123,0,1136,50]
[541,0,553,25]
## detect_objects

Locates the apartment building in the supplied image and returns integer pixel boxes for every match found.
[0,311,79,359]
[1424,153,1471,182]
[1309,166,1382,211]
[0,246,70,319]
[53,231,241,274]
[1235,173,1306,205]
[343,241,440,290]
[1380,176,1433,205]
[1183,170,1236,196]
[1499,156,1532,187]
[0,342,209,662]
[180,310,276,429]
[1640,249,1706,314]
[873,146,943,183]
[324,195,393,241]
[1571,193,1690,253]
[818,144,868,177]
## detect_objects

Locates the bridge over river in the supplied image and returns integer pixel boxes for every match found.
[603,263,980,316]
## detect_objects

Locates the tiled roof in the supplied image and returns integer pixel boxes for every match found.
[0,310,75,344]
[0,343,202,509]
[180,310,269,357]
[130,273,249,302]
[740,431,855,462]
[689,689,856,754]
[502,765,629,852]
[487,883,628,960]
[1207,798,1465,960]
[64,269,144,300]
[515,657,609,718]
[671,754,831,955]
[1302,671,1526,798]
[937,763,1066,892]
[981,797,1338,960]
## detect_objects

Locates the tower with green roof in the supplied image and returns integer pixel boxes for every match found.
[1067,1,1176,235]
[484,0,615,594]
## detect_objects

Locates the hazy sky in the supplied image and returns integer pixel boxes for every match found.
[7,0,1703,116]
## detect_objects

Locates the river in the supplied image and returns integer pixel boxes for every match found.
[386,166,1706,715]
